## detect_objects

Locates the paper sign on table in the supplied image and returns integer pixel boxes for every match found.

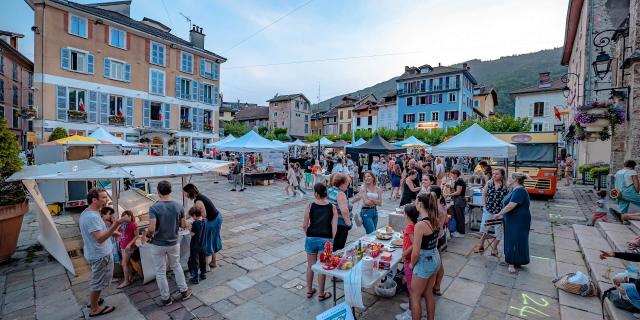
[316,302,354,320]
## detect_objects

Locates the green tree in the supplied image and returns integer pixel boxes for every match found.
[257,126,269,136]
[222,120,250,137]
[276,133,289,141]
[48,127,68,141]
[273,127,288,135]
[306,134,321,142]
[0,119,26,206]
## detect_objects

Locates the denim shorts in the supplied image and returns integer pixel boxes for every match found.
[413,249,440,279]
[305,237,332,254]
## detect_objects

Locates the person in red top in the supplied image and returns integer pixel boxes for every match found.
[117,210,138,289]
[397,204,420,319]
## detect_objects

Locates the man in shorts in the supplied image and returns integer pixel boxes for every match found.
[147,180,192,305]
[79,188,129,317]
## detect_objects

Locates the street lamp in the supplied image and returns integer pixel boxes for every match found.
[561,72,580,98]
[592,51,612,80]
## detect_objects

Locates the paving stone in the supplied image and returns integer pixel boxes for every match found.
[508,289,560,320]
[1,305,36,320]
[477,294,509,313]
[514,271,558,299]
[488,269,516,288]
[441,252,467,277]
[236,287,261,300]
[247,265,282,282]
[482,283,512,301]
[180,296,203,311]
[558,290,602,315]
[85,292,145,320]
[211,299,236,314]
[235,257,265,271]
[227,275,257,292]
[224,300,278,320]
[553,226,576,240]
[442,278,484,306]
[279,269,300,281]
[3,286,35,314]
[559,305,602,320]
[193,285,235,305]
[192,305,216,317]
[582,248,625,269]
[555,237,581,252]
[434,297,473,320]
[34,273,71,298]
[252,252,281,265]
[253,287,306,315]
[255,280,277,293]
[33,264,66,282]
[35,288,81,320]
[555,248,587,266]
[556,261,589,276]
[144,310,171,320]
[526,255,557,277]
[458,263,492,283]
[169,307,195,320]
[469,306,505,320]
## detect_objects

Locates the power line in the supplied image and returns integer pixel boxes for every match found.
[160,0,174,29]
[223,0,314,53]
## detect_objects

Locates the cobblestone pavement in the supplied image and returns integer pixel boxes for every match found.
[0,174,600,320]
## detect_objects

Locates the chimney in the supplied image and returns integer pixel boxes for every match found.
[189,25,205,49]
[538,72,551,88]
[404,66,411,72]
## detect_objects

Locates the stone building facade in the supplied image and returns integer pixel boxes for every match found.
[266,93,311,138]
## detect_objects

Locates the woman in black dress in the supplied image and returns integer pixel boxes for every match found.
[400,169,421,206]
[446,169,467,236]
[494,173,531,273]
[183,183,223,270]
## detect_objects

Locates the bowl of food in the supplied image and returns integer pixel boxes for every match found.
[376,232,393,240]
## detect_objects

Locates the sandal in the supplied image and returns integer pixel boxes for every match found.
[117,281,131,289]
[508,265,517,273]
[473,245,484,254]
[491,249,499,257]
[86,298,104,308]
[306,288,317,299]
[433,288,442,296]
[318,292,332,302]
[89,305,115,317]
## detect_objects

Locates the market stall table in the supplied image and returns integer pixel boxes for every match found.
[312,230,403,317]
[243,171,279,185]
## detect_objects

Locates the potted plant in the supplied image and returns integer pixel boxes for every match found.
[109,111,126,125]
[0,119,28,262]
[573,101,625,140]
[139,137,150,144]
[204,120,213,131]
[180,121,192,129]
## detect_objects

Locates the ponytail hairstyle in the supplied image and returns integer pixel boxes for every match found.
[416,192,439,232]
[429,185,446,206]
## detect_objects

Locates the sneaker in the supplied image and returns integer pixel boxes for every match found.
[200,273,206,280]
[395,310,411,320]
[160,297,174,306]
[189,278,199,285]
[400,302,409,311]
[230,188,237,191]
[181,288,192,301]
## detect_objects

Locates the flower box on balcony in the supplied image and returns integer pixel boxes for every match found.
[180,121,192,130]
[109,115,126,125]
[67,110,87,121]
[204,124,212,131]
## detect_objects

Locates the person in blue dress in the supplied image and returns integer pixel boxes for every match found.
[494,173,531,273]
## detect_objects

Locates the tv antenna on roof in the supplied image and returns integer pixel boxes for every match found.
[179,12,192,29]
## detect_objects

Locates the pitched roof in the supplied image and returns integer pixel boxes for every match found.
[510,79,565,95]
[0,39,33,67]
[323,108,338,117]
[353,94,378,111]
[234,107,269,121]
[267,94,309,103]
[397,66,467,81]
[51,0,226,62]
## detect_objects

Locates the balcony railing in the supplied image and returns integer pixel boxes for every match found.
[180,121,193,130]
[67,110,87,123]
[150,120,163,128]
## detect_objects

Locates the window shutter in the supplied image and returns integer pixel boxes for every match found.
[143,100,150,127]
[60,48,70,70]
[88,91,98,123]
[214,84,218,105]
[87,54,95,74]
[191,80,198,101]
[124,63,131,82]
[103,58,111,78]
[126,33,130,50]
[63,12,68,33]
[104,25,109,44]
[145,40,150,63]
[125,97,133,126]
[99,93,108,124]
[544,104,551,117]
[165,46,169,67]
[56,86,67,121]
[200,58,205,77]
[180,52,186,72]
[214,63,219,80]
[175,76,181,98]
[198,108,204,132]
[163,103,170,129]
[199,82,204,103]
[528,104,534,117]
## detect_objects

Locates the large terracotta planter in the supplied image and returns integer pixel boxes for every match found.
[0,200,29,262]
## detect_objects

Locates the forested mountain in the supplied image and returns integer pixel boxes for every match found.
[314,48,567,115]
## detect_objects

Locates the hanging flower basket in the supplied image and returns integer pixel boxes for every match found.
[573,101,625,141]
[109,114,125,124]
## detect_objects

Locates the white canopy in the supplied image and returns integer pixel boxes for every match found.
[313,137,334,147]
[216,130,288,152]
[394,136,432,151]
[88,127,142,148]
[287,139,308,147]
[431,124,516,158]
[205,135,235,148]
[271,140,289,148]
[346,138,366,147]
[9,155,230,276]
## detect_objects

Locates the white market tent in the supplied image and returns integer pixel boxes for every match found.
[346,138,366,147]
[317,137,334,147]
[287,139,308,147]
[431,124,516,158]
[88,127,142,148]
[271,139,288,148]
[205,134,236,148]
[8,155,230,276]
[216,130,288,152]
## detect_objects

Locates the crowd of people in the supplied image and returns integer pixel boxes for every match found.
[298,152,533,320]
[78,181,223,317]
